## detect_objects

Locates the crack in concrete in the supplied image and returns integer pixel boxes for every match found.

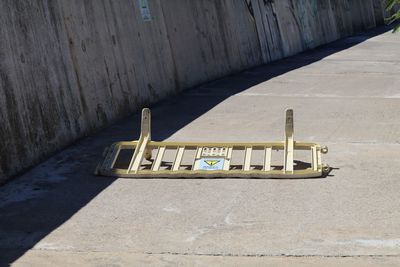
[17,247,400,258]
[144,252,400,258]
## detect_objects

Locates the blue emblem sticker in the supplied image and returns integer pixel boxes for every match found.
[197,157,225,171]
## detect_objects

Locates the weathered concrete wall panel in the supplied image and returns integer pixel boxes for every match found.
[158,0,262,89]
[252,0,384,59]
[0,0,388,183]
[372,0,385,25]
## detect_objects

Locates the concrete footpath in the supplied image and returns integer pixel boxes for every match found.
[1,27,400,266]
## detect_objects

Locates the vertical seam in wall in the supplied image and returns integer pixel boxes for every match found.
[158,0,180,91]
[255,0,271,63]
[60,5,90,128]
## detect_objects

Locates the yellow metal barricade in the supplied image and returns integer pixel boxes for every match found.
[95,108,329,178]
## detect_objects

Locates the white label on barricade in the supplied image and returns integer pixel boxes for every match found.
[196,158,225,171]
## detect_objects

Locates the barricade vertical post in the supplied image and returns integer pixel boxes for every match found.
[141,108,152,160]
[127,108,152,173]
[284,109,294,173]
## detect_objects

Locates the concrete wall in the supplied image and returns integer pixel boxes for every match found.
[0,0,387,183]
